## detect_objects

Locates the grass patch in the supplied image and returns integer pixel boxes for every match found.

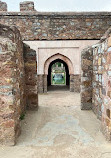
[19,113,25,120]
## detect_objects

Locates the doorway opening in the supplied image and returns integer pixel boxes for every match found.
[47,59,70,91]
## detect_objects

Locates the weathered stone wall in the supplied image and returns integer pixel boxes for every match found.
[38,75,44,93]
[70,74,81,92]
[81,28,111,140]
[0,12,111,40]
[23,44,38,110]
[0,1,111,40]
[38,74,80,93]
[70,75,74,92]
[74,75,81,92]
[92,44,103,119]
[44,75,47,93]
[81,47,93,110]
[92,29,111,140]
[0,24,26,145]
[20,1,36,12]
[0,1,7,11]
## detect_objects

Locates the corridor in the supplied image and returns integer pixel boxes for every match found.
[0,91,111,158]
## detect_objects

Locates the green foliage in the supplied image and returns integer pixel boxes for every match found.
[52,62,62,68]
[19,113,25,120]
[58,62,61,67]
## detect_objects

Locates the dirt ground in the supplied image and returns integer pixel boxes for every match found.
[0,90,111,158]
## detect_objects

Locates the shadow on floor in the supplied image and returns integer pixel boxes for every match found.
[48,85,69,92]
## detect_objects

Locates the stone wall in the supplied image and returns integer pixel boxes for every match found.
[92,43,103,119]
[20,1,36,12]
[38,75,44,93]
[81,28,111,140]
[23,44,38,110]
[74,75,81,92]
[70,75,74,92]
[0,1,111,40]
[70,74,81,93]
[81,47,93,110]
[0,1,7,11]
[92,29,111,140]
[0,24,26,145]
[44,75,47,93]
[38,74,80,93]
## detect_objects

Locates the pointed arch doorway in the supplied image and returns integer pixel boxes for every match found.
[44,53,74,92]
[47,59,70,91]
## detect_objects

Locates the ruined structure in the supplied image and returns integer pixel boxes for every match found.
[81,29,111,140]
[0,23,38,145]
[0,0,111,145]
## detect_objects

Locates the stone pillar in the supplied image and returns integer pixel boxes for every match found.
[81,47,93,110]
[38,75,44,93]
[44,75,47,93]
[70,74,74,92]
[0,40,19,145]
[0,1,7,11]
[20,1,36,12]
[24,44,38,110]
[74,75,81,92]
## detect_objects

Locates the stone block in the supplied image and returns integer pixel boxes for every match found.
[0,1,7,11]
[81,102,92,110]
[98,57,101,65]
[108,36,111,48]
[20,1,36,12]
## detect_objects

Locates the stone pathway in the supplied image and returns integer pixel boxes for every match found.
[0,91,111,158]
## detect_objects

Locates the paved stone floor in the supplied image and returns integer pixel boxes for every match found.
[0,91,111,158]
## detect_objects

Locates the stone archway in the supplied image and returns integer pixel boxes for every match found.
[44,53,74,75]
[43,53,74,92]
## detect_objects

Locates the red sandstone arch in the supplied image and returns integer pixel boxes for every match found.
[44,53,74,75]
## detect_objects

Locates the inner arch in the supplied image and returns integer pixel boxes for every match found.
[47,59,70,91]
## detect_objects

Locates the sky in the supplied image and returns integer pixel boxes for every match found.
[2,0,111,12]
